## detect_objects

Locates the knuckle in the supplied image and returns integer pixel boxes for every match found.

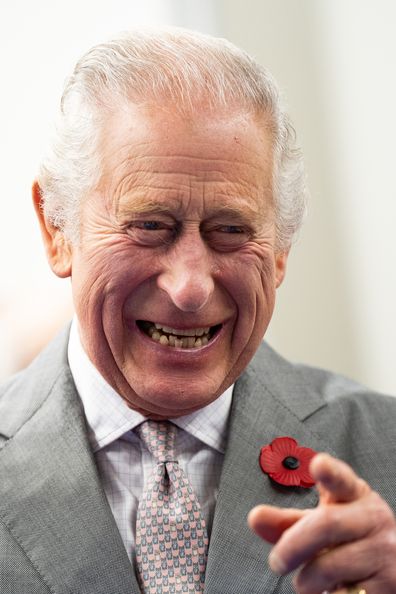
[377,526,396,557]
[367,526,396,575]
[356,476,371,494]
[369,492,395,527]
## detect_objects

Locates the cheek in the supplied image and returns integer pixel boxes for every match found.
[218,250,278,354]
[216,248,277,305]
[72,240,159,312]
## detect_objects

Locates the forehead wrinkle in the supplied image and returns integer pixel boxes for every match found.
[109,150,268,179]
[113,170,267,217]
[112,165,249,202]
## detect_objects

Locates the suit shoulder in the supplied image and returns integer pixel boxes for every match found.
[293,356,396,414]
[247,340,396,418]
[0,326,71,441]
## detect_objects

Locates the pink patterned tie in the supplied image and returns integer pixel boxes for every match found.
[135,421,208,593]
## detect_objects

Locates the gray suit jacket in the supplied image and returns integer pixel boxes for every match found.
[1,327,396,594]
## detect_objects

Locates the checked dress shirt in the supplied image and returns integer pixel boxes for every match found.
[67,319,233,566]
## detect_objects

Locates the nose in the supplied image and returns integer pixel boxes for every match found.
[157,235,215,313]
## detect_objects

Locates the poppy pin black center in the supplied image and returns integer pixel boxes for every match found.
[282,456,300,470]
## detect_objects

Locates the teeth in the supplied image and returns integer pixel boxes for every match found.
[153,324,210,337]
[146,322,216,349]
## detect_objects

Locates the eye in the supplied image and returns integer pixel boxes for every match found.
[203,224,252,251]
[219,225,245,234]
[126,219,177,246]
[137,221,162,231]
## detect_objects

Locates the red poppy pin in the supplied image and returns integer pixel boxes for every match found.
[259,436,317,488]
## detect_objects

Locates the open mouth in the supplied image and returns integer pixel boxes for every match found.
[137,320,222,349]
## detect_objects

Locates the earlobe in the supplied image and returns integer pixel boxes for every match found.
[32,180,72,278]
[275,251,289,288]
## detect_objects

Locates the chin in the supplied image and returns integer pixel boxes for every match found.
[129,375,223,416]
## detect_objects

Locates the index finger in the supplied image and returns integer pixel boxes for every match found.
[311,453,371,503]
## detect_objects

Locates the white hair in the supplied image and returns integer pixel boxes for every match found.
[38,27,307,251]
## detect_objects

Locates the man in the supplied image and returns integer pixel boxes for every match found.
[1,28,395,594]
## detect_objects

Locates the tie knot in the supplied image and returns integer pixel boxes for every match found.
[136,420,177,463]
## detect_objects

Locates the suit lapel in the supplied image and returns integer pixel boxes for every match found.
[0,333,140,594]
[205,342,334,594]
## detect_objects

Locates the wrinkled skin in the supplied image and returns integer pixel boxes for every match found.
[34,103,288,418]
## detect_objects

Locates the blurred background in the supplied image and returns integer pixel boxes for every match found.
[1,0,395,394]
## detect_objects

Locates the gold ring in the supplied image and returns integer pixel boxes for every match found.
[322,586,367,594]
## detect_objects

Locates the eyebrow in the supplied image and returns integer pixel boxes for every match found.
[116,196,264,221]
[205,204,262,223]
[115,197,176,219]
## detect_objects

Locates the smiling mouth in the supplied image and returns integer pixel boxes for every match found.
[137,321,222,349]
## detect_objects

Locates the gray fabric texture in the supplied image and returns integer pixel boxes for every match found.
[1,326,396,593]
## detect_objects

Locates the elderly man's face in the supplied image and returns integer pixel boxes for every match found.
[37,104,288,418]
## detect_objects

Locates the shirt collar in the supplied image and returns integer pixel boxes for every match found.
[67,319,233,454]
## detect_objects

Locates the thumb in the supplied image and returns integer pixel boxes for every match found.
[247,505,308,544]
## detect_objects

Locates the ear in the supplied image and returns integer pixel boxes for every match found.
[32,180,72,278]
[275,250,289,288]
